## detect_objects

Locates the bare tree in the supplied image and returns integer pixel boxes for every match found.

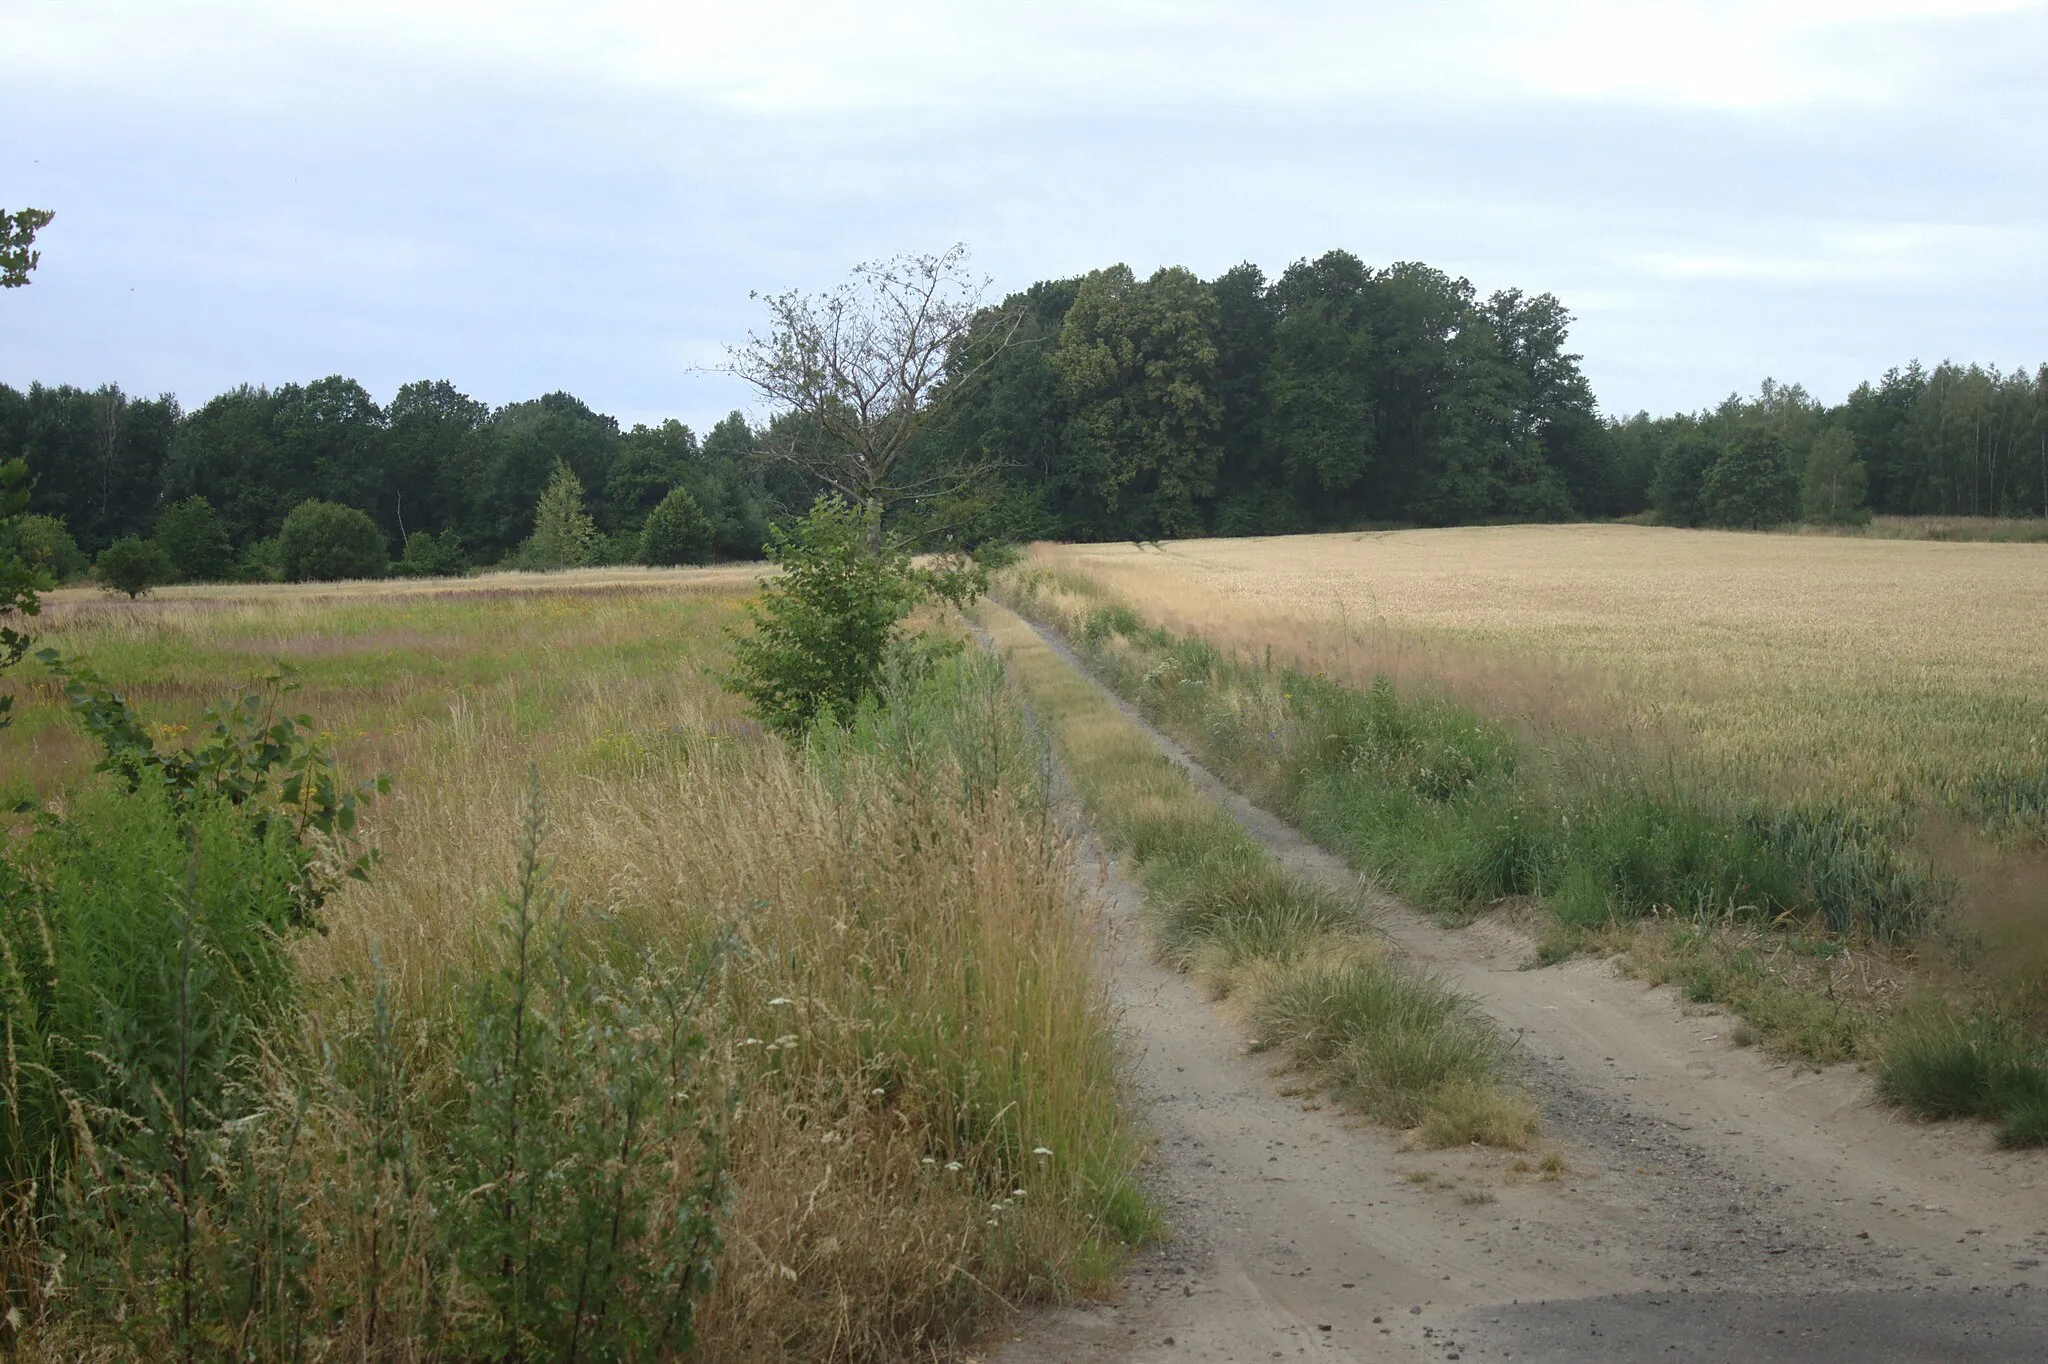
[722,244,1019,543]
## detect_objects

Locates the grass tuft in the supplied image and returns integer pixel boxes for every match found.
[1879,1011,2048,1148]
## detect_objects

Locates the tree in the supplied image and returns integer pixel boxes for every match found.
[1701,431,1800,529]
[13,513,87,581]
[395,529,469,577]
[1801,428,1870,524]
[1,460,48,729]
[520,461,600,569]
[1649,429,1720,526]
[723,244,1019,542]
[278,499,388,580]
[155,494,235,580]
[95,535,175,598]
[2,208,54,288]
[723,498,976,737]
[1052,264,1223,538]
[639,487,715,566]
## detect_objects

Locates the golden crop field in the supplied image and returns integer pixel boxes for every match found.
[1029,525,2048,812]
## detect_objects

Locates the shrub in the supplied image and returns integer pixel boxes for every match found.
[2,460,46,731]
[94,535,175,598]
[441,785,727,1358]
[1648,431,1719,526]
[639,486,715,566]
[0,776,307,1183]
[235,535,284,582]
[725,497,979,738]
[395,528,469,578]
[12,513,87,581]
[519,461,599,570]
[155,494,235,580]
[1701,431,1799,529]
[278,500,388,581]
[1800,428,1870,525]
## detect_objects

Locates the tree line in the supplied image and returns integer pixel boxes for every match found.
[0,379,780,582]
[5,247,2046,585]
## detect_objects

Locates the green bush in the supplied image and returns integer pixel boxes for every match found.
[12,513,87,581]
[0,777,306,1182]
[725,497,979,738]
[394,528,469,578]
[94,535,175,598]
[235,535,284,582]
[155,494,235,581]
[1801,428,1870,525]
[1648,431,1719,526]
[442,786,726,1358]
[278,500,388,581]
[1701,431,1800,529]
[639,486,716,566]
[2,460,47,733]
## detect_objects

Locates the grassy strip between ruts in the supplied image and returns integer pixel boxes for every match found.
[993,569,2048,1150]
[977,599,1537,1150]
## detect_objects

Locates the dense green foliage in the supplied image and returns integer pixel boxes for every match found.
[516,460,600,569]
[0,381,773,573]
[725,499,978,737]
[0,207,54,289]
[4,252,2044,559]
[10,513,86,581]
[154,493,234,580]
[1,461,50,730]
[394,526,469,577]
[1635,369,2048,528]
[1700,431,1800,528]
[94,534,174,597]
[638,485,715,565]
[278,498,387,580]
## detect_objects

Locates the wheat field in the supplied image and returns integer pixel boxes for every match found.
[1029,525,2048,812]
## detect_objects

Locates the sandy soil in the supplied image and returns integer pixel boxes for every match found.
[987,617,2048,1363]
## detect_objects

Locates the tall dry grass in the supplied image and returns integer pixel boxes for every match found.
[3,575,1145,1360]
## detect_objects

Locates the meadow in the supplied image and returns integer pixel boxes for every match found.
[999,525,2048,1142]
[0,570,1147,1360]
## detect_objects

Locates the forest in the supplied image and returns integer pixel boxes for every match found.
[4,248,2045,579]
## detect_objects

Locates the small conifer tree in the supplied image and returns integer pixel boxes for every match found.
[521,461,599,570]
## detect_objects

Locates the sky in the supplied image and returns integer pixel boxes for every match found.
[2,0,2044,433]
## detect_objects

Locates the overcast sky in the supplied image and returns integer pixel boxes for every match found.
[2,0,2043,433]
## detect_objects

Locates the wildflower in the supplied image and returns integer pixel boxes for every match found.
[1032,1146,1053,1157]
[768,997,793,1006]
[945,1160,963,1172]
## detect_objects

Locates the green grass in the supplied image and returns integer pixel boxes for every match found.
[1878,1012,2048,1149]
[979,600,1537,1150]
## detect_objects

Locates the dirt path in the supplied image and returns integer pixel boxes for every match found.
[988,614,2048,1363]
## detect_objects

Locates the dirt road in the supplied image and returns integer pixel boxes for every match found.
[989,617,2048,1363]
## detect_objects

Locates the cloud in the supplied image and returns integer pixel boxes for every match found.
[1,0,2042,425]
